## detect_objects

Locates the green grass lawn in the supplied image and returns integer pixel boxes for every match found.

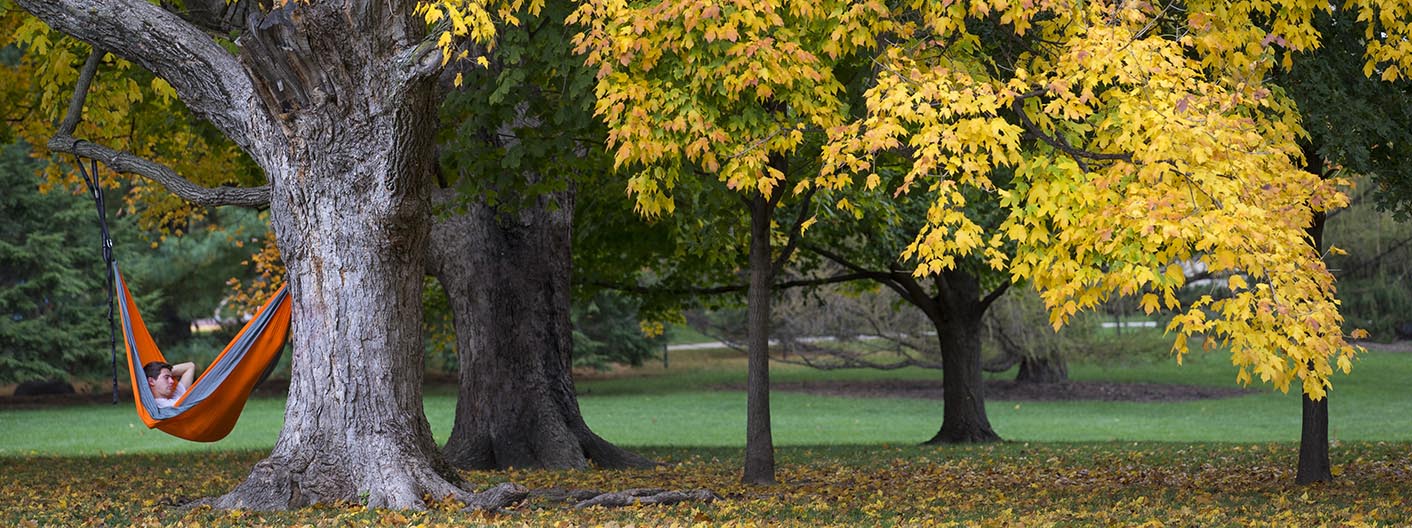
[3,341,1409,455]
[3,342,1411,526]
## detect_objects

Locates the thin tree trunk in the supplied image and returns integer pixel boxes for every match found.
[923,270,1001,444]
[742,192,776,485]
[430,188,652,470]
[1297,391,1332,484]
[1297,208,1333,484]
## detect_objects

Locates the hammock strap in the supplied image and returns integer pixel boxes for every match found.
[76,154,119,405]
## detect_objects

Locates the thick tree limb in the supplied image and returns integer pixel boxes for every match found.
[48,135,271,208]
[16,0,274,157]
[44,39,270,208]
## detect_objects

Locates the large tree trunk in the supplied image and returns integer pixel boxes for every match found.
[742,193,776,485]
[17,0,528,510]
[922,270,1001,444]
[428,188,652,470]
[209,12,467,510]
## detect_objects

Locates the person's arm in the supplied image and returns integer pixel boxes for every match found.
[171,361,196,389]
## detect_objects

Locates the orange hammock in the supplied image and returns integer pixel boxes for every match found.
[78,155,291,442]
[115,263,292,442]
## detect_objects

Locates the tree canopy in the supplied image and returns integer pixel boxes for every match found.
[570,0,1367,400]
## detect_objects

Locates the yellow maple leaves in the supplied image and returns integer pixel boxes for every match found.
[1352,0,1412,81]
[7,444,1412,525]
[570,0,852,216]
[568,0,1375,399]
[417,0,543,71]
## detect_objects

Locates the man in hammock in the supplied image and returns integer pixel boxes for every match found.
[144,361,198,408]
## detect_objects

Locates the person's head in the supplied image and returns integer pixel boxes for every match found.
[143,361,176,399]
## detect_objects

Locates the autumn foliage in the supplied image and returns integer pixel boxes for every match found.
[567,0,1375,399]
[3,443,1410,526]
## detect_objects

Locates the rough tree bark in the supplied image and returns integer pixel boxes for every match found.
[17,0,519,510]
[427,187,653,470]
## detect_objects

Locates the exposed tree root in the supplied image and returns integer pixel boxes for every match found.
[529,487,720,509]
[574,488,719,509]
[461,483,531,512]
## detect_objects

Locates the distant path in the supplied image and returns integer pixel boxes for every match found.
[667,341,734,351]
[1359,341,1412,353]
[751,379,1253,402]
[673,338,1412,352]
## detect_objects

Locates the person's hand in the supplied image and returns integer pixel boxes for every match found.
[171,362,197,387]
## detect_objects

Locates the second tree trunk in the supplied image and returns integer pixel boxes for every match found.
[431,189,651,470]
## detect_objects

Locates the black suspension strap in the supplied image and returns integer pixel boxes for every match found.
[76,154,120,405]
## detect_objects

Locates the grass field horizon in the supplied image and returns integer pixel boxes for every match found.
[3,339,1409,456]
[4,339,1411,526]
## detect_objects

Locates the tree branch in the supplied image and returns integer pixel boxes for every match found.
[42,37,270,209]
[56,49,104,137]
[1010,98,1132,173]
[50,136,270,207]
[801,243,908,298]
[978,280,1013,313]
[775,349,943,371]
[772,186,819,278]
[1342,233,1412,277]
[54,54,267,206]
[16,0,273,157]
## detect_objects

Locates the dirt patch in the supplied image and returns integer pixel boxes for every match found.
[753,379,1254,402]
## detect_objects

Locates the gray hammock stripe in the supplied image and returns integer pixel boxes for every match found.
[117,262,288,421]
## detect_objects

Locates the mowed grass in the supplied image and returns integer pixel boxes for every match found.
[3,335,1411,456]
[3,338,1412,525]
[578,343,1412,445]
